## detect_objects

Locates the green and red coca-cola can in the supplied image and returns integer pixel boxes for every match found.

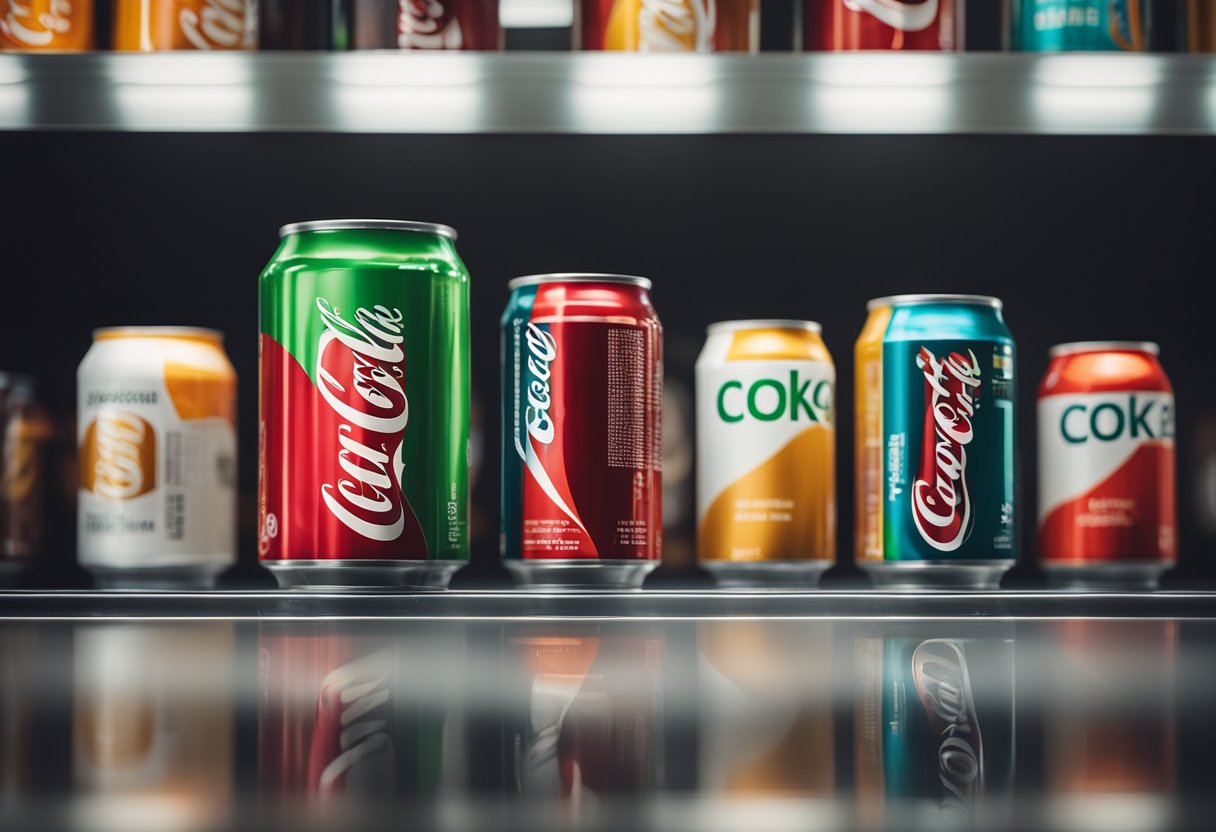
[258,220,470,588]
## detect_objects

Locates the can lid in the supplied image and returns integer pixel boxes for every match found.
[508,273,652,290]
[278,219,457,240]
[93,326,224,342]
[707,319,821,335]
[1049,341,1160,358]
[866,294,1002,311]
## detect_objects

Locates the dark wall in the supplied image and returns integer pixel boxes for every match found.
[2,132,1213,586]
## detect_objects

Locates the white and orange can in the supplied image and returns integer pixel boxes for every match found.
[0,0,93,50]
[78,327,236,586]
[696,320,835,585]
[1038,341,1176,587]
[113,0,256,51]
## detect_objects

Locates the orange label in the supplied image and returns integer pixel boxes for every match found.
[113,0,254,51]
[0,0,93,50]
[80,413,157,500]
[854,306,891,560]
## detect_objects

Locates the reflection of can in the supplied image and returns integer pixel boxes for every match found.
[348,0,502,50]
[78,328,237,587]
[1,375,50,575]
[501,274,662,589]
[0,0,93,50]
[855,295,1017,589]
[696,321,835,585]
[805,0,962,51]
[1010,0,1150,51]
[113,0,257,50]
[577,0,758,51]
[73,623,234,800]
[511,625,663,797]
[1038,342,1175,587]
[258,220,470,589]
[854,625,1015,824]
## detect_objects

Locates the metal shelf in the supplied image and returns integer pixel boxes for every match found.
[1,52,1215,134]
[1,589,1213,620]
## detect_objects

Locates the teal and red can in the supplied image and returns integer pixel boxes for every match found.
[1010,0,1153,51]
[501,274,662,589]
[258,220,470,588]
[855,295,1016,589]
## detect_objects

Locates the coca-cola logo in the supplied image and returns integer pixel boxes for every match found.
[1,0,74,46]
[315,298,409,542]
[179,0,249,50]
[847,0,940,32]
[639,0,714,51]
[398,0,462,49]
[912,640,984,820]
[911,347,981,551]
[523,323,556,447]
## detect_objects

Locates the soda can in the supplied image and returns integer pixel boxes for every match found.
[347,0,502,49]
[695,320,835,585]
[113,0,257,51]
[855,295,1017,589]
[1037,341,1175,588]
[0,0,93,50]
[78,327,237,588]
[804,0,962,51]
[1010,0,1150,51]
[577,0,758,52]
[1,374,50,577]
[258,219,470,589]
[501,273,662,589]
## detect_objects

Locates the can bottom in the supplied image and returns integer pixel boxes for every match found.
[1044,562,1170,590]
[263,560,464,590]
[87,564,227,590]
[859,560,1013,591]
[505,560,660,590]
[703,560,833,588]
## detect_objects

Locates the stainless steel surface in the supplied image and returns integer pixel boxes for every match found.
[278,219,458,238]
[2,53,1216,134]
[705,320,822,334]
[1048,341,1161,357]
[507,273,653,289]
[866,293,1005,311]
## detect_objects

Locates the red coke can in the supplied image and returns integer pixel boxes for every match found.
[804,0,962,51]
[1037,342,1176,588]
[501,274,663,589]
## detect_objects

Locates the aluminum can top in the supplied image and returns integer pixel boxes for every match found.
[278,219,457,240]
[867,294,1002,312]
[92,326,224,343]
[508,273,651,290]
[706,319,821,335]
[1048,341,1159,358]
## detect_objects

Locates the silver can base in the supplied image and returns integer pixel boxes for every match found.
[1045,562,1169,590]
[264,560,464,590]
[505,560,659,590]
[88,564,227,590]
[704,560,833,588]
[860,560,1013,591]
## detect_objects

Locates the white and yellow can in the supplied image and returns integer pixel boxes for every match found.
[77,327,236,586]
[695,320,835,584]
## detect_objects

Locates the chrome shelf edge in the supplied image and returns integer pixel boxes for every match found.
[2,52,1216,135]
[1,589,1214,620]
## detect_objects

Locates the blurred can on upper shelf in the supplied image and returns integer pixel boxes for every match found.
[696,320,836,586]
[855,295,1017,590]
[501,274,663,589]
[113,0,257,51]
[0,0,93,50]
[1,374,50,577]
[578,0,759,52]
[804,0,962,51]
[347,0,502,50]
[258,220,470,589]
[78,327,237,588]
[1038,342,1176,588]
[1010,0,1151,51]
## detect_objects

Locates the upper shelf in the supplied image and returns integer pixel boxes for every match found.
[2,52,1216,135]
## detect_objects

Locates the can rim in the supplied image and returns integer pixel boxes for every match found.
[93,326,224,342]
[278,219,458,240]
[866,294,1002,311]
[706,319,822,334]
[508,273,652,290]
[1049,340,1160,358]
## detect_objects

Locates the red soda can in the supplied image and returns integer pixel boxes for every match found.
[803,0,962,51]
[1037,342,1176,587]
[501,274,663,589]
[347,0,502,50]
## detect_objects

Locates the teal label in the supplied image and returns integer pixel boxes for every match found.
[1013,0,1145,51]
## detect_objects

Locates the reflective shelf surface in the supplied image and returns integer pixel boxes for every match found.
[0,591,1213,831]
